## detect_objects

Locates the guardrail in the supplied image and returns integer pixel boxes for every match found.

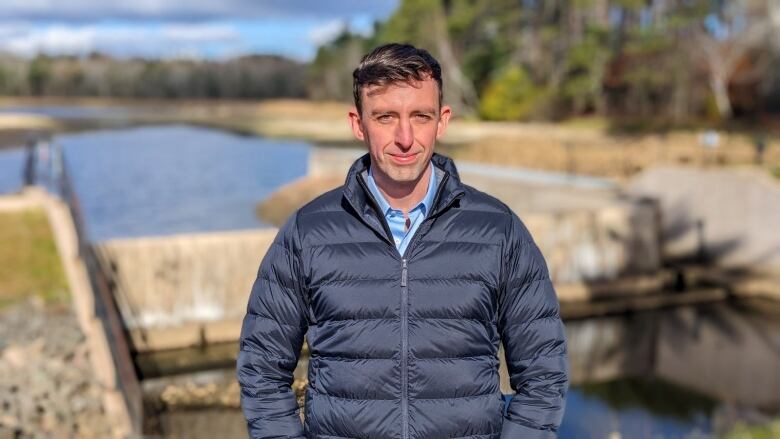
[53,144,143,433]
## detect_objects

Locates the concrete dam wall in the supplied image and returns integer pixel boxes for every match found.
[95,147,662,353]
[94,229,277,352]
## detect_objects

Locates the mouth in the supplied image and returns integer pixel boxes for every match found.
[388,152,419,165]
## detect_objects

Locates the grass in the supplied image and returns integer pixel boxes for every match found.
[771,165,780,181]
[577,377,716,423]
[0,208,68,308]
[721,419,780,439]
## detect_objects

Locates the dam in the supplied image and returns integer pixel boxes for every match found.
[3,125,779,438]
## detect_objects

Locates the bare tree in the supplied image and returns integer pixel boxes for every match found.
[430,2,479,114]
[694,0,771,119]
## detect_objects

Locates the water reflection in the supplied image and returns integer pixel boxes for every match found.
[562,378,714,438]
[561,300,780,438]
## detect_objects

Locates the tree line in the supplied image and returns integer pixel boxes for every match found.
[0,53,307,99]
[309,0,780,126]
[2,0,778,126]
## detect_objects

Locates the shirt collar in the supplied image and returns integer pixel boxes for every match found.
[367,161,438,216]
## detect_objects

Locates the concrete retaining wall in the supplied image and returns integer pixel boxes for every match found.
[628,166,780,271]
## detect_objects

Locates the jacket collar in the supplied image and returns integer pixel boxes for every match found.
[343,152,465,243]
[366,157,438,218]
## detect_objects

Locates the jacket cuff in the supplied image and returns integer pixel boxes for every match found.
[500,419,557,439]
[247,416,305,439]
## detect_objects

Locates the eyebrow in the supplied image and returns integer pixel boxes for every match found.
[369,108,437,116]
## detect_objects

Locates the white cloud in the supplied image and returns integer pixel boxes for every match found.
[161,24,240,43]
[306,19,347,45]
[0,23,244,59]
[4,26,98,56]
[0,22,33,39]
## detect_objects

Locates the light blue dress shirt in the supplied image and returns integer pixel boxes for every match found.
[366,162,438,256]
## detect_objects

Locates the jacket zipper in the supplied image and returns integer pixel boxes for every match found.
[401,258,409,439]
[397,173,463,439]
[354,167,463,439]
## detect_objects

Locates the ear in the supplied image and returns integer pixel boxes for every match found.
[348,107,365,141]
[436,105,452,139]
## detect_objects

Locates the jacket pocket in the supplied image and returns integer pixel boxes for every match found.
[304,387,318,435]
[308,356,319,390]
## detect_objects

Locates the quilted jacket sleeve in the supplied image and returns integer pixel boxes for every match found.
[237,212,308,438]
[498,213,568,439]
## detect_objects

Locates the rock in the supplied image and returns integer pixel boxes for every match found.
[0,298,115,437]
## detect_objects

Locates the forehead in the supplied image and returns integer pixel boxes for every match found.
[361,77,440,110]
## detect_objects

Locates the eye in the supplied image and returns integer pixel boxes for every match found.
[375,114,393,123]
[414,114,433,123]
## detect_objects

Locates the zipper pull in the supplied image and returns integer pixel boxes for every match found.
[401,259,408,287]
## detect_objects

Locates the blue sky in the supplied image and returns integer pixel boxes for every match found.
[0,0,399,61]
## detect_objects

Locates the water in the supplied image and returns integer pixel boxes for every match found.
[0,125,309,241]
[0,105,140,120]
[560,379,715,438]
[0,148,25,194]
[559,300,780,438]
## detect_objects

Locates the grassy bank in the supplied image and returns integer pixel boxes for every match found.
[0,208,68,308]
[722,419,780,439]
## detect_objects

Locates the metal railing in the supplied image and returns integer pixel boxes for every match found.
[28,137,145,433]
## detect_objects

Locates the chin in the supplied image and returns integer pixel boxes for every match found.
[388,167,424,183]
[388,173,416,183]
[374,156,428,184]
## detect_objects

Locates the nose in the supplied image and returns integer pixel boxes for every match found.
[394,117,413,149]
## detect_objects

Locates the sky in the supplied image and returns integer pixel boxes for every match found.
[0,0,399,61]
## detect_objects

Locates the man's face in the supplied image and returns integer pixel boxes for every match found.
[348,77,451,186]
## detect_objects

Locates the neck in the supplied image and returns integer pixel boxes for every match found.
[373,163,432,215]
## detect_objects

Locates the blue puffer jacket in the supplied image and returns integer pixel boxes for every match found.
[237,153,568,439]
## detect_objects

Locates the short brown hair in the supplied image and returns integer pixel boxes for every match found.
[352,43,443,115]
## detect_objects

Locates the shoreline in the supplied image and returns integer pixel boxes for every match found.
[1,97,779,180]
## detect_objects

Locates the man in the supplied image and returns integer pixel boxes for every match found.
[237,43,568,439]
